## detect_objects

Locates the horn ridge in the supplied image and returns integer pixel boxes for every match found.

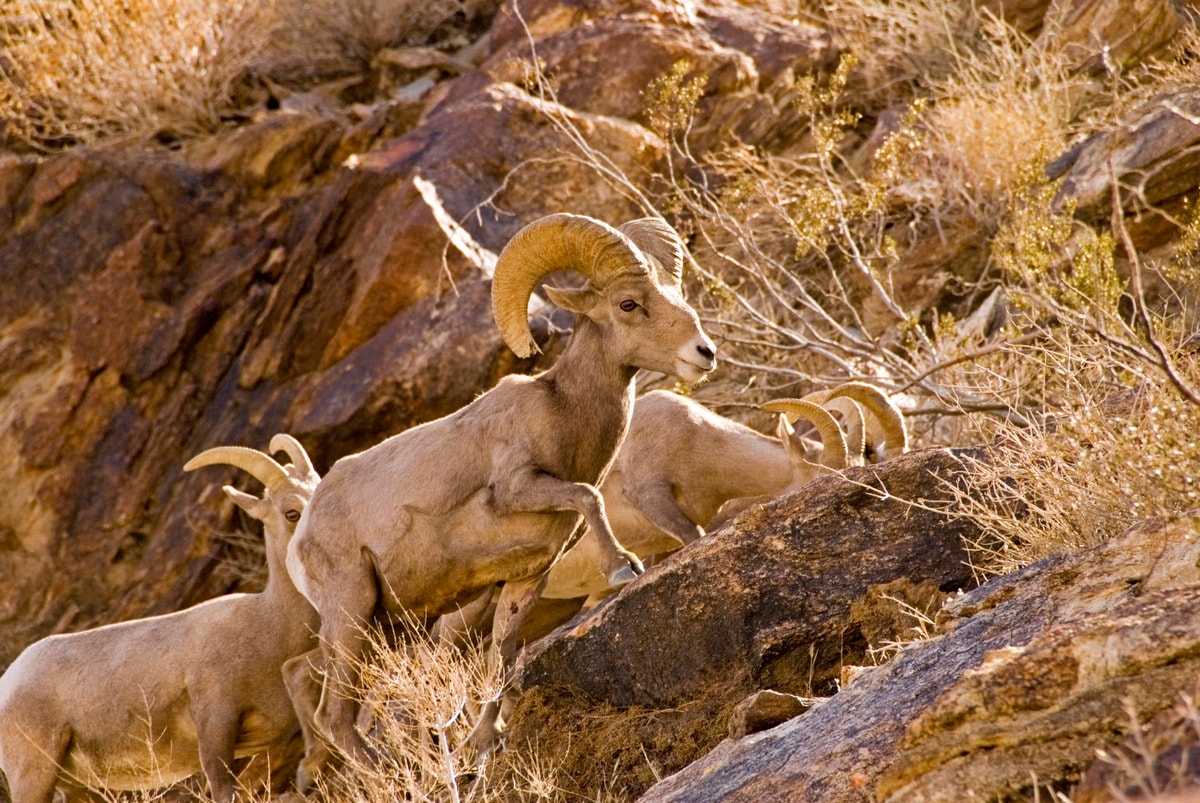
[184,445,288,489]
[619,217,684,283]
[491,214,649,359]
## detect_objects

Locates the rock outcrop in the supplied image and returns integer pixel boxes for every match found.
[505,447,984,799]
[0,64,661,666]
[637,511,1200,802]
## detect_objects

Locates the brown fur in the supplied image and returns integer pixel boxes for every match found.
[285,225,716,777]
[0,441,320,803]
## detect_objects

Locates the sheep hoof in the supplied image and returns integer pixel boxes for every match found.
[607,565,639,588]
[296,763,316,794]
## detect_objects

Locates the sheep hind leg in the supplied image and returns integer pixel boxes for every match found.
[312,616,375,770]
[625,479,704,547]
[194,705,239,803]
[467,575,547,765]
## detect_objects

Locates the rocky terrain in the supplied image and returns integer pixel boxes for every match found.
[2,0,1200,800]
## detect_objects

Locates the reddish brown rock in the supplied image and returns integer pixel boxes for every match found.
[1052,87,1200,250]
[0,81,662,669]
[1038,0,1182,74]
[505,448,982,799]
[975,0,1053,32]
[727,690,812,740]
[638,512,1200,803]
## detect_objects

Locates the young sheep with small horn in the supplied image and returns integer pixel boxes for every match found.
[284,213,716,778]
[0,435,320,803]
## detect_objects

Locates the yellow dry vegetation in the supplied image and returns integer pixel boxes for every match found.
[6,0,1199,799]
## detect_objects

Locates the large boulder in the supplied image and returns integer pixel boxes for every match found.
[505,447,983,799]
[640,511,1200,802]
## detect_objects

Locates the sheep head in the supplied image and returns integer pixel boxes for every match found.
[805,382,909,462]
[491,213,716,382]
[761,398,849,482]
[183,434,320,548]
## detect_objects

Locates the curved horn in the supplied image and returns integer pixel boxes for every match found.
[761,398,849,469]
[824,382,909,457]
[184,446,287,490]
[619,217,684,283]
[491,214,650,358]
[269,433,317,478]
[823,397,866,464]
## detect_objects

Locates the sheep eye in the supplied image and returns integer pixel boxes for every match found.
[619,299,639,312]
[285,510,301,523]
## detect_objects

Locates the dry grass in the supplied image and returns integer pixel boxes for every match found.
[1085,689,1200,802]
[301,621,567,803]
[953,344,1200,577]
[0,0,495,151]
[0,0,270,149]
[262,0,496,84]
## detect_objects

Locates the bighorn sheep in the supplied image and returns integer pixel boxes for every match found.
[534,391,848,602]
[0,436,320,803]
[284,213,716,772]
[536,381,908,605]
[786,381,909,465]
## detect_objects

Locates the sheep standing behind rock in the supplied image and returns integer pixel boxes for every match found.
[538,381,909,606]
[0,436,320,803]
[283,213,716,778]
[534,391,849,604]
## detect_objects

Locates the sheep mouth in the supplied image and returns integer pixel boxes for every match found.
[674,356,716,383]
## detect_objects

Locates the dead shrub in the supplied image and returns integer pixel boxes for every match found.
[0,0,270,149]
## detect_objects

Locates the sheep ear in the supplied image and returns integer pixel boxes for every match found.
[543,284,599,316]
[776,415,820,468]
[223,486,269,521]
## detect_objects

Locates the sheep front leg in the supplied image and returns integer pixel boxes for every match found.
[193,704,239,803]
[624,478,705,546]
[494,469,643,587]
[2,724,70,803]
[468,574,547,763]
[283,649,335,793]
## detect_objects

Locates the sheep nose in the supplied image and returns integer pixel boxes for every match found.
[697,344,715,363]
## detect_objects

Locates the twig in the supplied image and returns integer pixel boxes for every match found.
[1108,157,1200,405]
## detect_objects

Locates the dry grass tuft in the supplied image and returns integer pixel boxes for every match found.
[504,686,726,802]
[1087,690,1200,802]
[305,620,566,803]
[0,0,497,151]
[0,0,271,149]
[954,351,1200,577]
[260,0,497,86]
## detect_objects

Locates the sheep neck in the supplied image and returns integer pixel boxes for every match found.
[262,541,311,614]
[540,317,636,479]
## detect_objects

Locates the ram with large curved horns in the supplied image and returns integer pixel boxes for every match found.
[285,213,716,778]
